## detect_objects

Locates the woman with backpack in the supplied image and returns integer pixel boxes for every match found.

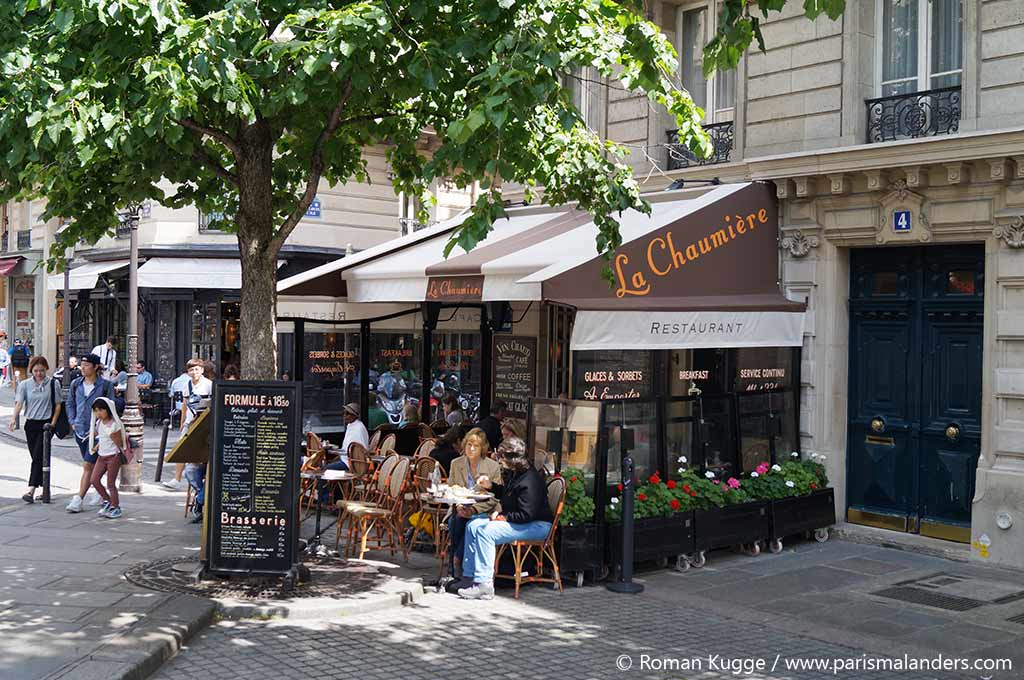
[8,356,63,503]
[89,397,128,519]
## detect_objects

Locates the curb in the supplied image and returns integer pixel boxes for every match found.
[831,521,971,562]
[45,594,216,680]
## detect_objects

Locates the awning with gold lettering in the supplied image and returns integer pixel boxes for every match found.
[571,310,804,351]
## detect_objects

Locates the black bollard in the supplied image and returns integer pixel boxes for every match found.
[41,423,52,504]
[154,416,173,483]
[607,453,644,594]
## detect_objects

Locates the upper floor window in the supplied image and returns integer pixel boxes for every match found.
[562,66,595,129]
[678,4,735,122]
[878,0,962,97]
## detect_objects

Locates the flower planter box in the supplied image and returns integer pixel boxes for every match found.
[770,488,836,540]
[606,513,695,570]
[557,523,604,577]
[693,501,770,552]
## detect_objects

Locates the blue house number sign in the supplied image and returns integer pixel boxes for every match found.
[305,198,321,218]
[893,209,912,232]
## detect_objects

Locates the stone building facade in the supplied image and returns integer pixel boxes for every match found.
[559,0,1024,566]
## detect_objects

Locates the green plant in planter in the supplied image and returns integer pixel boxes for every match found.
[558,468,595,526]
[744,458,822,499]
[676,469,754,509]
[605,472,697,522]
[796,451,830,488]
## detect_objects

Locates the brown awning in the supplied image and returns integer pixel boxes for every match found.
[0,257,22,277]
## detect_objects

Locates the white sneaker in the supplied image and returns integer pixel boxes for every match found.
[457,582,495,600]
[66,495,83,513]
[85,491,102,507]
[161,479,182,491]
[98,501,111,516]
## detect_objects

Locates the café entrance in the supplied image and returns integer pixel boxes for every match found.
[846,245,984,543]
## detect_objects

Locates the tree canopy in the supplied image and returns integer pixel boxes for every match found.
[0,0,845,377]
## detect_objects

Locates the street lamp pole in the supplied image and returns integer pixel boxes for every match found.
[62,244,73,389]
[119,205,144,493]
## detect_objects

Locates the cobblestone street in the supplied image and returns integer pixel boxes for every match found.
[153,558,1020,680]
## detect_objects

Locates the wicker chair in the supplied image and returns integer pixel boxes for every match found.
[379,433,397,456]
[417,422,435,441]
[368,429,382,454]
[342,456,411,560]
[347,442,372,500]
[429,419,448,431]
[413,439,438,459]
[335,454,399,550]
[494,477,566,599]
[298,448,327,518]
[405,457,443,553]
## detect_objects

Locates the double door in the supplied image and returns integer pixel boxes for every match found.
[846,246,983,542]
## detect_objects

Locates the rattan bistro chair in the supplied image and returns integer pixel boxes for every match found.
[494,477,566,599]
[413,438,437,459]
[405,457,443,554]
[368,429,382,454]
[342,456,411,560]
[299,448,327,519]
[335,454,399,550]
[379,433,397,456]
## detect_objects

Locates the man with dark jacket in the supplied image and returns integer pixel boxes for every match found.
[455,436,553,600]
[474,400,507,452]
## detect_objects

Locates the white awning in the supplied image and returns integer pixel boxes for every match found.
[47,260,128,291]
[343,211,565,302]
[137,258,244,289]
[571,310,805,351]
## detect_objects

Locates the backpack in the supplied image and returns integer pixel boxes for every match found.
[10,345,29,367]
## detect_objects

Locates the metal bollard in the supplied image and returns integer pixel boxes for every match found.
[154,416,173,483]
[41,423,52,504]
[607,454,644,594]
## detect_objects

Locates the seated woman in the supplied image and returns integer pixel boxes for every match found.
[446,427,501,577]
[430,424,463,476]
[455,436,553,600]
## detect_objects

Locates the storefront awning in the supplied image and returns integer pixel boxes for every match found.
[0,257,23,277]
[46,260,128,291]
[136,258,275,289]
[343,211,567,302]
[570,310,805,350]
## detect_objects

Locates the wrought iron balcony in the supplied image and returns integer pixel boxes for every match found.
[666,121,734,171]
[16,230,31,251]
[399,217,434,234]
[866,86,960,144]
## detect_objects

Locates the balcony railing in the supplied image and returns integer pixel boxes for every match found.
[666,121,734,171]
[399,217,435,234]
[16,230,31,251]
[866,86,960,144]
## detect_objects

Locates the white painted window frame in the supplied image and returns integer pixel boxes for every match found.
[874,0,963,97]
[675,0,735,123]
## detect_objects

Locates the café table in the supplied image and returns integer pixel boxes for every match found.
[420,491,494,580]
[301,469,357,554]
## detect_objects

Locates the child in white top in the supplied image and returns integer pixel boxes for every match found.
[89,397,127,518]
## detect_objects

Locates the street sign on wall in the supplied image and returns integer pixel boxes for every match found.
[893,210,912,232]
[305,198,321,218]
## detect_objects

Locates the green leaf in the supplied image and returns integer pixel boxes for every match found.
[100,112,117,131]
[53,7,74,33]
[465,108,486,132]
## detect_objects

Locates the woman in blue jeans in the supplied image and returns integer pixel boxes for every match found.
[456,436,553,600]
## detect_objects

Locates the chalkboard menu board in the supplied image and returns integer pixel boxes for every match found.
[492,336,536,418]
[207,381,301,576]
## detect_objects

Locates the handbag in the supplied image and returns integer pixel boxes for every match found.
[50,379,72,439]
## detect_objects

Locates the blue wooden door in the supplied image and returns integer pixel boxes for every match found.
[847,246,983,542]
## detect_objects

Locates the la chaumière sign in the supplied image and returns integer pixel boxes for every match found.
[426,274,484,302]
[544,183,780,305]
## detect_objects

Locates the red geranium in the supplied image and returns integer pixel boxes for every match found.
[637,493,647,501]
[810,483,818,489]
[570,476,578,482]
[689,490,697,497]
[649,473,660,484]
[682,484,691,493]
[669,499,681,511]
[617,483,624,492]
[666,480,677,489]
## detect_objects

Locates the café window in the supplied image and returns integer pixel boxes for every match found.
[302,331,361,434]
[433,332,483,421]
[370,332,422,422]
[573,350,652,402]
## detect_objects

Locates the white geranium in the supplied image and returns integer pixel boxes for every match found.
[785,480,795,488]
[818,455,827,461]
[610,497,619,505]
[677,455,687,463]
[790,451,799,458]
[704,471,715,479]
[677,467,685,475]
[750,472,759,478]
[771,464,782,472]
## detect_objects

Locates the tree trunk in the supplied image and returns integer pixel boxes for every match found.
[235,121,279,381]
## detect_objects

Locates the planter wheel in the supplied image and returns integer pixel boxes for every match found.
[673,555,690,573]
[575,572,584,588]
[599,564,610,581]
[745,542,761,557]
[769,538,783,554]
[814,528,830,543]
[689,551,706,568]
[655,557,669,569]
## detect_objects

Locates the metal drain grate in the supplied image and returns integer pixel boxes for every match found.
[873,586,987,611]
[994,591,1024,605]
[1007,613,1024,625]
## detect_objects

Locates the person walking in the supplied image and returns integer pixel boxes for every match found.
[8,338,31,391]
[64,353,116,513]
[88,397,128,519]
[90,336,118,380]
[163,358,212,491]
[0,343,11,389]
[8,356,63,503]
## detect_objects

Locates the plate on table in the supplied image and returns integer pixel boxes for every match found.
[469,493,493,501]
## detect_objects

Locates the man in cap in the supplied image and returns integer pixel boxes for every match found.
[64,353,115,513]
[317,403,368,502]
